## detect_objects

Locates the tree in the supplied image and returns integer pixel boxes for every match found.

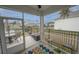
[12,21,21,42]
[60,7,70,19]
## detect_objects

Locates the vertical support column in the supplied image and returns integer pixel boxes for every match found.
[40,12,44,42]
[22,13,26,52]
[0,18,7,54]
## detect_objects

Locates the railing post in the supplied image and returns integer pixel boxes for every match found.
[76,33,79,53]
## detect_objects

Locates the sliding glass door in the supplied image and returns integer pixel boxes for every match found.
[3,18,25,54]
[0,18,6,54]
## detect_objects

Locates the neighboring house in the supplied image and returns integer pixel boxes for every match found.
[47,22,55,29]
[54,17,79,32]
[54,10,79,31]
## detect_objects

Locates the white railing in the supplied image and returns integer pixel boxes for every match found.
[44,29,79,53]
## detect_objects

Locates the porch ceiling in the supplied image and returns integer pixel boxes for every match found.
[0,5,74,16]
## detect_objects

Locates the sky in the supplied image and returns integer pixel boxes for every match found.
[0,5,79,25]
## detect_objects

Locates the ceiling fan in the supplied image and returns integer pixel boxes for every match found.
[38,5,42,9]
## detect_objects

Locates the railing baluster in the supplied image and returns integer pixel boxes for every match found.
[75,32,77,50]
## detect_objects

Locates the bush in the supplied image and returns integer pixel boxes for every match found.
[54,48,61,53]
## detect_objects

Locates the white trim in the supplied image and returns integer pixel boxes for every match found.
[22,13,26,52]
[40,12,44,41]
